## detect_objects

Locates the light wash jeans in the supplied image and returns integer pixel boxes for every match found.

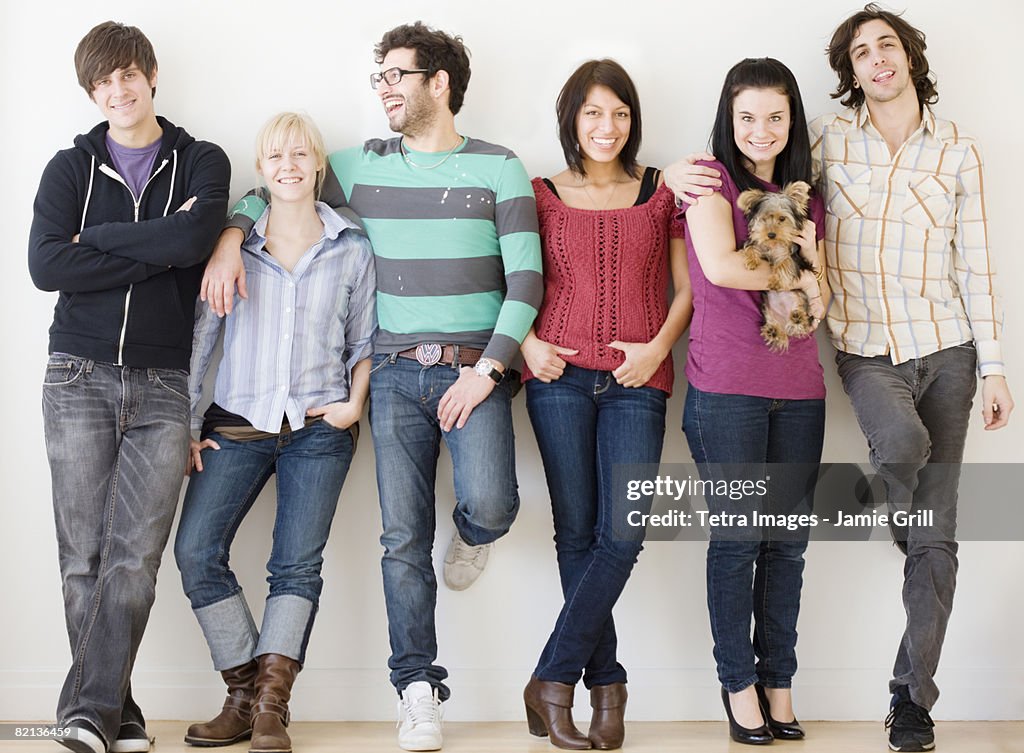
[42,354,191,747]
[369,353,520,701]
[174,421,355,668]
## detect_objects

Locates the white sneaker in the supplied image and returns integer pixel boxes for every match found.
[397,681,443,751]
[443,532,492,590]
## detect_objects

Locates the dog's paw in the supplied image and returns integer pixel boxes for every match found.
[761,322,789,352]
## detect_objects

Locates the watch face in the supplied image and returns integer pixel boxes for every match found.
[474,358,493,376]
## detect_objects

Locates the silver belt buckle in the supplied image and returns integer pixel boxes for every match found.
[415,343,443,366]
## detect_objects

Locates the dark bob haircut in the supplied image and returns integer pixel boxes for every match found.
[826,3,938,109]
[375,21,471,115]
[74,21,158,99]
[709,57,813,194]
[556,59,642,179]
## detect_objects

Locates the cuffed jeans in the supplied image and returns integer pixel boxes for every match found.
[836,344,976,710]
[527,366,666,688]
[369,353,520,701]
[42,355,191,747]
[174,421,355,668]
[683,385,825,692]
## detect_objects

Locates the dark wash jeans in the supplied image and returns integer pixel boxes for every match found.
[174,421,355,669]
[42,355,191,746]
[836,344,976,710]
[683,384,825,692]
[527,366,667,688]
[369,353,520,701]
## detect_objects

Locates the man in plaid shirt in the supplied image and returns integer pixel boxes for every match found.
[812,5,1014,751]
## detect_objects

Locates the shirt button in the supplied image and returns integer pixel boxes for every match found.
[286,307,292,313]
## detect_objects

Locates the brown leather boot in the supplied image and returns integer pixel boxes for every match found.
[523,675,591,750]
[185,660,258,746]
[588,683,627,750]
[249,654,301,753]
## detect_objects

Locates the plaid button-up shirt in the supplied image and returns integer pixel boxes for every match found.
[810,107,1004,376]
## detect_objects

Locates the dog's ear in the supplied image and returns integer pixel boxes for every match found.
[784,181,811,211]
[738,188,765,216]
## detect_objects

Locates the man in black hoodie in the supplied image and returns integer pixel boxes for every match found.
[27,21,230,753]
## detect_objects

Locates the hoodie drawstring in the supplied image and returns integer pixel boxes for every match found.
[80,155,96,232]
[162,150,178,217]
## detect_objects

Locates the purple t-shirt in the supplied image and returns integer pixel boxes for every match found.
[683,160,826,400]
[106,133,161,200]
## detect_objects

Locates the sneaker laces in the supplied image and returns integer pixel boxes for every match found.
[885,697,934,732]
[398,693,442,729]
[451,537,489,565]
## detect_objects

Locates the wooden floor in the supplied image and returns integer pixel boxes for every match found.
[4,720,1021,753]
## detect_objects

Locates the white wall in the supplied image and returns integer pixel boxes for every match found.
[2,0,1022,724]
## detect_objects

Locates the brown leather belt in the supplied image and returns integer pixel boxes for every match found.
[397,344,485,368]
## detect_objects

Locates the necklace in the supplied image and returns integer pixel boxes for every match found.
[400,135,464,169]
[579,176,624,210]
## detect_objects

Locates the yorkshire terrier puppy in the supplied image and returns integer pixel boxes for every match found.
[737,180,817,352]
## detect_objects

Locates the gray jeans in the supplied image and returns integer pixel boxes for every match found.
[836,343,977,710]
[42,355,190,746]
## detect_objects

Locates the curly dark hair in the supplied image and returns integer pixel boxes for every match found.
[375,22,471,115]
[826,3,938,109]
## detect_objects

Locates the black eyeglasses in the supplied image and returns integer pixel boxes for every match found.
[370,67,429,89]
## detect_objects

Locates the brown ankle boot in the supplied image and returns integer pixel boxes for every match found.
[185,660,258,746]
[523,675,591,750]
[588,683,627,750]
[249,654,300,753]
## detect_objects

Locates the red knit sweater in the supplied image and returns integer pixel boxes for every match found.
[524,178,684,395]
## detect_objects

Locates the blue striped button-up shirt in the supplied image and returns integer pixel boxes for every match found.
[189,202,377,433]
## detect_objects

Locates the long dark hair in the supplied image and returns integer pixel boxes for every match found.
[709,57,813,193]
[556,59,642,179]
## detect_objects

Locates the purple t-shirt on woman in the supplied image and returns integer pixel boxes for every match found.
[683,160,826,400]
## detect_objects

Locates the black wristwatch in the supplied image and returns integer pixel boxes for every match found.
[473,357,503,384]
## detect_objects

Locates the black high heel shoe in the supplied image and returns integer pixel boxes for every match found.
[721,687,773,745]
[755,684,805,740]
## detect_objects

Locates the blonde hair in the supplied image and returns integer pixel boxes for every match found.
[255,112,328,198]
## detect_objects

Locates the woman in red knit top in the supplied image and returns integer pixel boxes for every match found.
[520,59,693,750]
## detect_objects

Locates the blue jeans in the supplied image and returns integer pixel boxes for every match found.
[526,366,666,687]
[683,385,824,692]
[369,354,520,700]
[835,344,976,710]
[174,421,355,668]
[42,355,191,747]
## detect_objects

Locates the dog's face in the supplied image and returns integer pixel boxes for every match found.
[738,181,811,244]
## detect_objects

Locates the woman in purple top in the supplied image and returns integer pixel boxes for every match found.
[681,58,827,746]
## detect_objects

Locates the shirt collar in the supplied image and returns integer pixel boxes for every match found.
[247,200,359,253]
[852,104,937,136]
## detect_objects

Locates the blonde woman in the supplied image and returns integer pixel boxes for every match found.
[174,113,376,753]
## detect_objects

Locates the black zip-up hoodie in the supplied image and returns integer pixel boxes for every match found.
[29,117,230,370]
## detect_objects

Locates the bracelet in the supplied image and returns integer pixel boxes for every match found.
[813,265,825,284]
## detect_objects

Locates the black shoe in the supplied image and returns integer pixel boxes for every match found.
[57,720,106,753]
[885,686,934,751]
[755,684,805,740]
[721,687,773,746]
[110,723,152,753]
[888,514,909,556]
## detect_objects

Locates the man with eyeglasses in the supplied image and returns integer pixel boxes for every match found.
[200,21,541,752]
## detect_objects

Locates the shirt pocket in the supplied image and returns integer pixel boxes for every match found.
[902,174,954,230]
[826,163,872,220]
